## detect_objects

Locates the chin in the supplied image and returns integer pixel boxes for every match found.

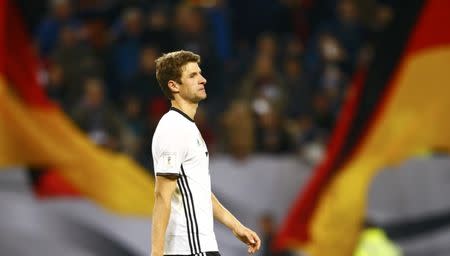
[192,95,206,103]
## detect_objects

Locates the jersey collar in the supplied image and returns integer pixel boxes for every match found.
[170,107,195,123]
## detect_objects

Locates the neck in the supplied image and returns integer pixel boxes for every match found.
[171,99,198,120]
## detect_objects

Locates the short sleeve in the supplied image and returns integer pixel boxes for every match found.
[152,128,187,178]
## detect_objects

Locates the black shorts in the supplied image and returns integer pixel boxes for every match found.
[165,252,220,256]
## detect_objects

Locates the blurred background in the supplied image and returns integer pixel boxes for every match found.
[1,0,450,255]
[27,0,382,164]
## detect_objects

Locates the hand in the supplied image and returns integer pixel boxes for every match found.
[233,225,261,254]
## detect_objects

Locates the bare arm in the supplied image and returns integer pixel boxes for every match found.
[151,175,178,256]
[211,193,261,254]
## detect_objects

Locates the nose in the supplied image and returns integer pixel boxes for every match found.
[200,74,207,85]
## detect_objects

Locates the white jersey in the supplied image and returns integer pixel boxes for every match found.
[152,107,218,255]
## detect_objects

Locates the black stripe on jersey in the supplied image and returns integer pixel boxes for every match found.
[177,179,194,255]
[180,175,200,254]
[179,172,200,254]
[165,252,220,256]
[181,165,202,253]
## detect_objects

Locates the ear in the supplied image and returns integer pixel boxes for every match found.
[168,80,180,94]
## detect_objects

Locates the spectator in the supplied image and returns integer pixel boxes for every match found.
[311,90,335,135]
[173,4,211,58]
[258,213,295,256]
[82,14,117,102]
[127,46,161,105]
[282,35,304,59]
[304,31,347,76]
[256,33,279,61]
[45,63,68,110]
[113,8,144,83]
[36,0,80,57]
[52,24,101,106]
[121,95,145,159]
[323,0,365,73]
[222,100,255,160]
[142,7,176,51]
[72,77,123,151]
[283,56,311,119]
[240,53,287,114]
[259,213,276,256]
[317,65,348,114]
[254,107,293,154]
[203,0,233,62]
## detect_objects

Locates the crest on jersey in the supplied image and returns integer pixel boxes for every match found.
[197,136,206,147]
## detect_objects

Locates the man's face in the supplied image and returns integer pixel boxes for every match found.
[177,62,207,103]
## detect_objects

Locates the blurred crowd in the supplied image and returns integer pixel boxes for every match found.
[33,0,394,172]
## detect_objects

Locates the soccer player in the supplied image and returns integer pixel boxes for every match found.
[151,50,261,256]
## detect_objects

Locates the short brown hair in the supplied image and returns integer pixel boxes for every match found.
[155,50,201,99]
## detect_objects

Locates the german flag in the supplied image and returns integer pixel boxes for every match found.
[0,1,153,215]
[274,1,450,255]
